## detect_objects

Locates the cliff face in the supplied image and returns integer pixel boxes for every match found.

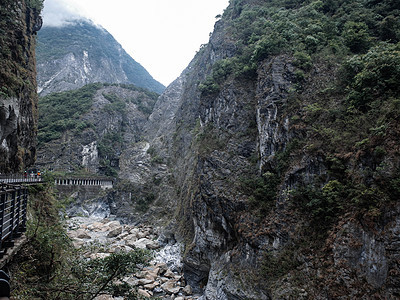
[36,21,165,95]
[36,84,157,176]
[142,0,400,298]
[0,0,42,173]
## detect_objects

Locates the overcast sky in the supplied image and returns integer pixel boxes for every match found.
[42,0,230,86]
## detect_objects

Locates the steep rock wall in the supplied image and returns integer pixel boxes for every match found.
[0,0,42,173]
[143,0,400,298]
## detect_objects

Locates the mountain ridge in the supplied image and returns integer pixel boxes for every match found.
[36,20,165,95]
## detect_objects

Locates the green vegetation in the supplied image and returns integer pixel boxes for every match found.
[0,1,41,99]
[38,84,101,145]
[241,172,280,214]
[12,184,149,299]
[116,180,157,212]
[200,0,400,94]
[98,131,123,177]
[27,0,44,10]
[197,0,400,224]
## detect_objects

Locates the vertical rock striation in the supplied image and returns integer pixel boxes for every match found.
[0,0,42,173]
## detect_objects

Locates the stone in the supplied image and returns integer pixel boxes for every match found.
[138,278,154,285]
[129,238,159,250]
[156,262,169,273]
[104,220,121,230]
[175,297,185,300]
[72,240,85,248]
[182,285,193,295]
[94,295,113,300]
[116,231,130,240]
[144,282,159,289]
[137,289,151,297]
[146,240,160,250]
[131,227,140,234]
[161,281,181,294]
[107,226,122,238]
[76,229,91,239]
[164,269,175,278]
[90,253,111,259]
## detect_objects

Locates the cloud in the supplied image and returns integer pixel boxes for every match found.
[41,0,88,27]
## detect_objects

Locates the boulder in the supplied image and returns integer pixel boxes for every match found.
[183,285,193,295]
[130,238,159,250]
[138,278,154,285]
[76,229,91,239]
[107,226,122,238]
[137,289,151,297]
[164,269,175,278]
[144,282,159,290]
[161,281,181,294]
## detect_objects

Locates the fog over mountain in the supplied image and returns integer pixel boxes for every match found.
[36,20,165,95]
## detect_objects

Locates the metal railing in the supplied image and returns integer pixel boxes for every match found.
[0,174,43,184]
[0,184,28,257]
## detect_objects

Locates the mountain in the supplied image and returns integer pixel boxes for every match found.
[36,83,158,176]
[36,21,165,95]
[126,0,400,298]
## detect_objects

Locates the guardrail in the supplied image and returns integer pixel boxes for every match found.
[0,174,43,184]
[54,177,113,189]
[0,184,28,257]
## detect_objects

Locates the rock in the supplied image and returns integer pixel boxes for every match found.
[175,297,185,300]
[104,220,121,231]
[94,295,114,300]
[156,262,169,273]
[138,278,154,285]
[137,289,151,297]
[183,285,193,295]
[164,269,176,278]
[76,229,91,239]
[130,238,159,250]
[146,240,160,250]
[116,231,130,240]
[161,281,181,294]
[72,240,85,248]
[89,221,103,231]
[144,282,159,289]
[130,228,140,237]
[90,253,111,259]
[107,226,122,238]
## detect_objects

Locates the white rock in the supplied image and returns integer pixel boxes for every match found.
[183,285,193,295]
[107,226,122,238]
[137,289,151,297]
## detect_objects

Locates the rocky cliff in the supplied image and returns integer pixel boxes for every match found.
[36,83,157,175]
[0,0,43,173]
[136,0,400,298]
[36,21,165,95]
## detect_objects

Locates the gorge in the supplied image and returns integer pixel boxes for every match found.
[1,0,400,299]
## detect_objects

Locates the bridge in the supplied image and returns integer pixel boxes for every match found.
[0,184,28,264]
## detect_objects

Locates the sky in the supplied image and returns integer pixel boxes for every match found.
[42,0,230,86]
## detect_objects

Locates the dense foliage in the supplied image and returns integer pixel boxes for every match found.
[199,0,400,228]
[0,0,41,99]
[38,83,101,145]
[200,0,400,94]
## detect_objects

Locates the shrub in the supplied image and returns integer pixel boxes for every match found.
[342,21,372,53]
